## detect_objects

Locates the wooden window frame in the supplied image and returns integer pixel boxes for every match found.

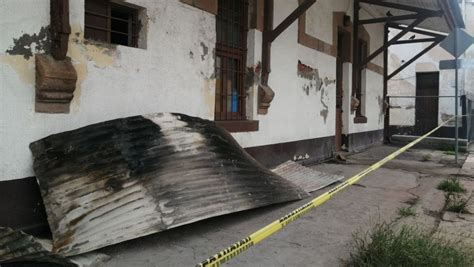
[85,0,139,48]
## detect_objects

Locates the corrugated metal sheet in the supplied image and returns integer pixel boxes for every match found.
[272,161,344,193]
[30,113,308,256]
[0,227,73,265]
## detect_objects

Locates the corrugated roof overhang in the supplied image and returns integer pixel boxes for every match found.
[361,0,465,33]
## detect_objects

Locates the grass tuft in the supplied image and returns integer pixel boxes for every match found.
[437,178,466,193]
[349,222,474,267]
[445,192,471,214]
[398,207,416,217]
[444,150,456,155]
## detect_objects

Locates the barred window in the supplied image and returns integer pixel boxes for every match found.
[215,0,248,121]
[85,0,139,47]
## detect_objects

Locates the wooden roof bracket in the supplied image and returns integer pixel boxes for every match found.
[258,0,316,114]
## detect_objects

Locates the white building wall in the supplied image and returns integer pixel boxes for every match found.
[234,0,385,145]
[1,0,216,181]
[1,0,385,181]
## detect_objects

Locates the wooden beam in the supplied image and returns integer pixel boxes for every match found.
[270,0,316,41]
[360,16,426,67]
[393,37,440,45]
[387,38,444,80]
[352,0,360,98]
[261,0,273,85]
[387,23,447,38]
[359,12,441,25]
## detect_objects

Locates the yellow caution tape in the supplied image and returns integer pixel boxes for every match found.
[197,117,455,267]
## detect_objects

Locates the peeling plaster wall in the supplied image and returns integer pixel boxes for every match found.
[304,0,384,67]
[1,0,216,180]
[1,0,385,181]
[233,0,385,148]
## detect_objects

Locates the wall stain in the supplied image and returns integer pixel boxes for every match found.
[297,60,322,95]
[324,77,336,86]
[441,112,460,126]
[378,95,384,124]
[5,27,51,60]
[320,87,329,123]
[0,55,35,85]
[200,42,208,61]
[203,78,216,118]
[245,61,261,89]
[67,25,120,110]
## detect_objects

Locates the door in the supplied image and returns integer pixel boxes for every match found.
[415,72,439,135]
[335,30,349,151]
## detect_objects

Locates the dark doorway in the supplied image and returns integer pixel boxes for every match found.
[335,29,350,151]
[415,72,439,135]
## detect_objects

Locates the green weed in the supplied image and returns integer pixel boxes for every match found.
[398,207,416,217]
[349,222,474,267]
[437,178,466,193]
[445,192,471,214]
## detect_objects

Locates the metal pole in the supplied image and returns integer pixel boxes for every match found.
[454,28,459,164]
[383,23,389,143]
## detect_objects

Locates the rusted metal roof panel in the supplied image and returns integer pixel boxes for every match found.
[272,161,344,193]
[0,227,72,265]
[30,113,308,256]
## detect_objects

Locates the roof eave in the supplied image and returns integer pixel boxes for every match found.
[438,0,465,30]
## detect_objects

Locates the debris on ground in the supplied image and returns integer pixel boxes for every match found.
[28,113,308,256]
[272,160,344,193]
[0,227,110,266]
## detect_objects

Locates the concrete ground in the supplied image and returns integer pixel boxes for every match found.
[97,145,474,267]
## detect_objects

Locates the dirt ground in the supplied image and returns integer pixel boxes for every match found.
[98,145,474,267]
